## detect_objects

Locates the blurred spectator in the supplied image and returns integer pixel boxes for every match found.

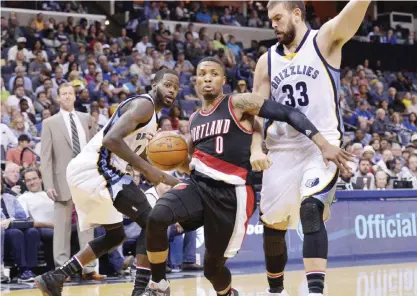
[184,76,199,101]
[371,108,389,134]
[351,158,375,189]
[175,2,189,21]
[220,7,239,26]
[398,155,417,188]
[5,134,36,168]
[18,168,54,270]
[7,37,30,63]
[374,149,395,177]
[234,80,249,94]
[159,116,173,131]
[196,6,212,24]
[168,106,182,130]
[1,177,40,282]
[374,170,389,189]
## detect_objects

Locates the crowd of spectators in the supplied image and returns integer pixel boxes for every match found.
[1,0,417,287]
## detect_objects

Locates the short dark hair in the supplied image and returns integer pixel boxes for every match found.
[359,158,370,165]
[197,57,226,75]
[267,1,306,21]
[158,116,170,127]
[153,68,179,84]
[23,167,42,180]
[18,134,30,143]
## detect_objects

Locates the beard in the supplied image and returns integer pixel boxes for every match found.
[203,92,218,101]
[155,86,171,108]
[275,20,296,45]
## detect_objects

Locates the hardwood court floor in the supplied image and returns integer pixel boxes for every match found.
[2,262,417,296]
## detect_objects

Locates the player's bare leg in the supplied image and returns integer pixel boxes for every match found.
[263,220,290,296]
[35,223,125,296]
[300,197,328,295]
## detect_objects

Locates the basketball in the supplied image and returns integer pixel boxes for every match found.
[147,131,188,171]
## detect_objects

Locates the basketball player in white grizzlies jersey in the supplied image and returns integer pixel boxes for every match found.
[35,69,181,296]
[251,1,371,295]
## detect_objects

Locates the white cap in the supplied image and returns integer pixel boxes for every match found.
[411,134,417,142]
[103,44,110,49]
[363,145,375,155]
[17,37,27,43]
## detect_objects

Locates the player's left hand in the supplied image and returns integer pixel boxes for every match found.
[321,143,354,174]
[250,151,272,171]
[145,128,162,141]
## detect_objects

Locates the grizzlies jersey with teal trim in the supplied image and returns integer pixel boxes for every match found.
[266,29,343,149]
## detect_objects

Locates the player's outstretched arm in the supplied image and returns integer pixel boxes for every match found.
[231,94,353,172]
[102,99,180,186]
[318,0,371,47]
[250,52,272,171]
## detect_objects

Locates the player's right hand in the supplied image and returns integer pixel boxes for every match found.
[321,144,354,174]
[250,151,272,171]
[46,188,58,201]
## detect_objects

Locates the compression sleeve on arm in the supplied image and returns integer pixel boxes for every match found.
[258,100,319,139]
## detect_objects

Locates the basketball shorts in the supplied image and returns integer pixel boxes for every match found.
[67,151,133,231]
[157,172,256,258]
[260,144,339,229]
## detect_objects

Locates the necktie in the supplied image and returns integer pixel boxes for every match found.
[69,113,81,157]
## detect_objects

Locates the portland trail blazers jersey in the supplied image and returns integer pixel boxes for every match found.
[189,95,252,185]
[266,29,343,150]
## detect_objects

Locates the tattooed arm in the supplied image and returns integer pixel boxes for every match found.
[231,93,319,140]
[231,93,353,171]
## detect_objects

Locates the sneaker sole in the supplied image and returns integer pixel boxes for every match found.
[34,276,53,296]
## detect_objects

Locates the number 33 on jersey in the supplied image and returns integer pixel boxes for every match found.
[266,30,343,149]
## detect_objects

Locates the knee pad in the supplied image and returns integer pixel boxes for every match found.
[89,224,126,258]
[147,203,175,231]
[300,198,328,259]
[146,203,175,253]
[300,198,324,234]
[135,229,147,255]
[113,182,152,229]
[203,252,230,291]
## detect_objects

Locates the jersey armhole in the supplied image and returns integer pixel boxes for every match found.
[312,33,340,72]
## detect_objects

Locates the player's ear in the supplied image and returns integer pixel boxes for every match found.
[151,81,156,89]
[222,75,226,85]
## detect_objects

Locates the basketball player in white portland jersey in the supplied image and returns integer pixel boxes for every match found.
[35,69,181,296]
[251,1,371,295]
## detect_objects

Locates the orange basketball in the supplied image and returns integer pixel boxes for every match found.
[147,131,188,171]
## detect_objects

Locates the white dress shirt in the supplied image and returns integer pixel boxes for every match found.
[60,109,87,150]
[18,191,55,223]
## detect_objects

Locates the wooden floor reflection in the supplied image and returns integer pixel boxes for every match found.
[3,262,417,296]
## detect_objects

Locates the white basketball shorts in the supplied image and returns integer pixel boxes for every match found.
[66,151,132,231]
[260,144,339,229]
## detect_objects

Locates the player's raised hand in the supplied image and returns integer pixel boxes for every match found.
[250,151,272,171]
[321,143,354,174]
